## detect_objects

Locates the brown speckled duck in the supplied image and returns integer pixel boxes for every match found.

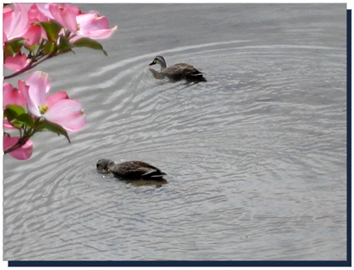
[96,159,166,180]
[149,55,206,81]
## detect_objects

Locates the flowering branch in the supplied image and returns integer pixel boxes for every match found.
[4,53,55,80]
[4,135,31,154]
[3,3,117,160]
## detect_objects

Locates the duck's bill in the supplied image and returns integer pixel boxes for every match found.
[149,62,155,66]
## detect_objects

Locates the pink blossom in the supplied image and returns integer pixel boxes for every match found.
[4,135,33,160]
[73,12,117,41]
[4,52,30,71]
[3,3,30,42]
[48,4,79,33]
[3,82,27,107]
[24,71,86,132]
[3,81,28,129]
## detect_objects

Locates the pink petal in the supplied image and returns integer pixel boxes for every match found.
[45,91,68,107]
[25,71,50,116]
[4,52,30,71]
[3,119,16,130]
[92,16,110,30]
[35,3,80,20]
[49,4,78,33]
[84,28,117,40]
[4,136,33,160]
[3,31,8,43]
[3,8,13,41]
[28,4,51,22]
[76,13,94,24]
[3,82,27,107]
[76,12,117,40]
[45,99,86,132]
[18,80,30,102]
[22,24,42,47]
[3,6,12,13]
[76,13,105,31]
[35,4,53,19]
[3,4,30,41]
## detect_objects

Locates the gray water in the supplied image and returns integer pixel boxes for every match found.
[3,4,347,261]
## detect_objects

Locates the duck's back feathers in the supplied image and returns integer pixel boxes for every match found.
[114,161,166,180]
[162,63,204,80]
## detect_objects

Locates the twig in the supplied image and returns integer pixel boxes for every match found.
[4,53,55,80]
[4,136,30,154]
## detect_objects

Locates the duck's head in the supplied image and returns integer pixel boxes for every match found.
[149,56,167,68]
[96,159,116,174]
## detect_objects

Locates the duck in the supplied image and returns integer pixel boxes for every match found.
[149,55,206,81]
[96,159,166,180]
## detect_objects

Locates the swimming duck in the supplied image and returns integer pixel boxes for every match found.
[149,55,206,81]
[96,159,166,180]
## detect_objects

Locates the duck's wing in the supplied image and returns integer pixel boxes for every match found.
[135,162,166,178]
[165,63,204,78]
[120,161,166,179]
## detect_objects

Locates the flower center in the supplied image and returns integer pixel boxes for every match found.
[38,104,49,114]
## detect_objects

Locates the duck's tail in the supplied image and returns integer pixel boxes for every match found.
[191,70,206,76]
[187,71,207,82]
[141,170,167,180]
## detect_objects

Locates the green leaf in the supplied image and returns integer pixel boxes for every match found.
[73,37,108,56]
[43,41,56,55]
[35,119,71,143]
[4,38,26,58]
[7,38,26,52]
[58,36,73,54]
[4,106,31,129]
[13,114,35,128]
[4,105,26,121]
[36,21,62,42]
[26,43,37,53]
[4,45,13,59]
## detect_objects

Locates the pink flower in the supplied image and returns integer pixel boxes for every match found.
[24,71,86,132]
[4,52,30,71]
[73,12,117,41]
[48,4,80,33]
[4,135,33,160]
[3,81,28,130]
[3,82,27,107]
[3,3,30,42]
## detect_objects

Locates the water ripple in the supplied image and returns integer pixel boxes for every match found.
[4,16,346,260]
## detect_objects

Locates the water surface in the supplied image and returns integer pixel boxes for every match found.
[3,4,347,261]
